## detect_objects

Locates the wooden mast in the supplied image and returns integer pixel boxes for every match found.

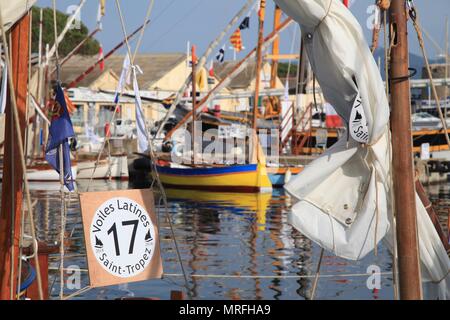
[252,0,266,132]
[269,5,282,90]
[0,12,31,300]
[389,0,422,300]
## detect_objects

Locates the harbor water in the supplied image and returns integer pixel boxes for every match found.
[24,179,450,300]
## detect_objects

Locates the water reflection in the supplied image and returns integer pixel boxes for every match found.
[23,180,397,300]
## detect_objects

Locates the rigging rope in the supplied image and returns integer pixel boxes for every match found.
[51,0,67,301]
[310,248,324,300]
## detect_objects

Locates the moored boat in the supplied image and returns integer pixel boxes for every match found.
[156,162,272,193]
[266,166,303,187]
[77,155,129,180]
[0,161,77,182]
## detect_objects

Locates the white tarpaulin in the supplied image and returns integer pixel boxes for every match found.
[275,0,449,299]
[0,1,35,31]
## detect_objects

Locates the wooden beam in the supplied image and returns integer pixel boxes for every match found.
[0,13,31,300]
[265,54,300,60]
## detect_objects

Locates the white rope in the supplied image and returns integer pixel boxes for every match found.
[50,267,393,279]
[164,272,393,280]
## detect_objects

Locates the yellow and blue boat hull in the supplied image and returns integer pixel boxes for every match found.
[156,163,272,193]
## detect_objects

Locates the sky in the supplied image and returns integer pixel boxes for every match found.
[35,0,450,60]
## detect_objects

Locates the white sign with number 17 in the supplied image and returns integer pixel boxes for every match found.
[80,189,162,288]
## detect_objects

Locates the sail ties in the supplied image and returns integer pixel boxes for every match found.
[314,0,333,34]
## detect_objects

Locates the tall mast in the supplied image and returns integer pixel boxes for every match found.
[0,12,31,300]
[389,0,422,300]
[270,5,282,89]
[252,0,266,131]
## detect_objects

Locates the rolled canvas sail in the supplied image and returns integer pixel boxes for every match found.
[275,0,449,299]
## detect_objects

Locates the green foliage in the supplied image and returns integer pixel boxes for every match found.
[277,62,298,79]
[31,6,100,57]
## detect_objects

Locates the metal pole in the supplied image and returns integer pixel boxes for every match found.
[389,0,422,300]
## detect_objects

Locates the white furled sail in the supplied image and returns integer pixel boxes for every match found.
[275,0,449,299]
[0,1,36,31]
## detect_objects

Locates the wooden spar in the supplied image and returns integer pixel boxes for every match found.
[253,0,266,131]
[67,20,150,89]
[270,5,282,89]
[389,0,422,300]
[191,45,197,164]
[47,0,87,60]
[0,13,31,300]
[155,0,257,139]
[51,28,101,74]
[164,17,293,141]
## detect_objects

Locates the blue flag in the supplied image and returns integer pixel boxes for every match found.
[45,84,75,191]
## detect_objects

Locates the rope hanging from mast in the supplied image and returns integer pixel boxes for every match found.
[370,0,391,53]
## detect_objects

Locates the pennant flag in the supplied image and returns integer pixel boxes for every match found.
[63,90,76,114]
[239,16,250,30]
[208,60,214,77]
[98,45,105,72]
[216,46,225,63]
[114,54,131,103]
[230,29,243,52]
[45,84,75,191]
[0,60,7,114]
[132,66,149,153]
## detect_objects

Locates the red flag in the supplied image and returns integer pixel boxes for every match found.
[230,29,243,52]
[98,45,105,71]
[208,60,214,77]
[343,0,349,7]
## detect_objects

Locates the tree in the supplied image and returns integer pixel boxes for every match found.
[277,62,298,79]
[31,6,100,57]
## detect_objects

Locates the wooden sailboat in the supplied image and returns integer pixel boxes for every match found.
[156,1,273,193]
